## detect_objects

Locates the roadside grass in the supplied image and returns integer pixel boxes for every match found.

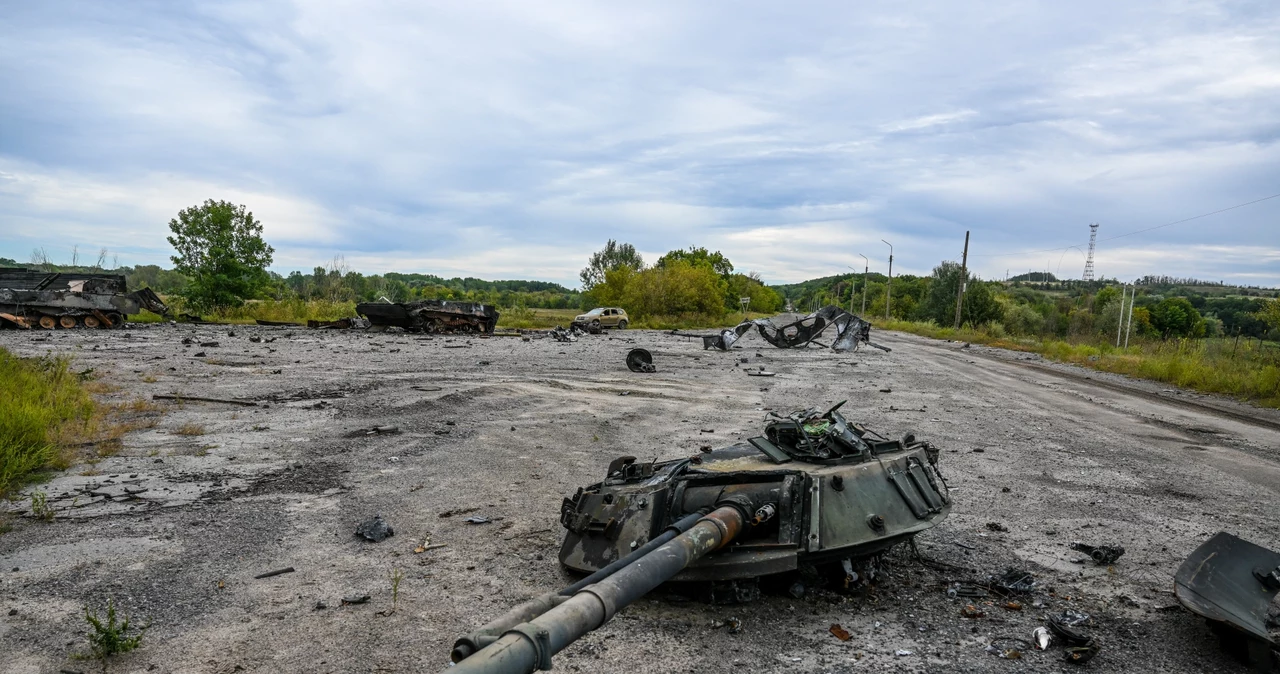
[879,319,1280,409]
[0,348,97,495]
[0,348,171,498]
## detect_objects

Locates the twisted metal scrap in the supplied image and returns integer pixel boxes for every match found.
[698,306,880,352]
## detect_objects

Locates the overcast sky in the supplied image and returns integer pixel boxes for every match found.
[1,1,1278,287]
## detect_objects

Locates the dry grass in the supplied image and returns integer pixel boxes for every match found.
[173,423,206,437]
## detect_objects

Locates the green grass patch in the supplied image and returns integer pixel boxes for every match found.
[0,347,98,495]
[879,319,1280,409]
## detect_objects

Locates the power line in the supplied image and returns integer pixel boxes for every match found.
[971,191,1280,258]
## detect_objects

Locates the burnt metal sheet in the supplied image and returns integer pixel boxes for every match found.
[1175,531,1280,672]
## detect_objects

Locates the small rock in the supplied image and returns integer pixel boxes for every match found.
[355,515,394,542]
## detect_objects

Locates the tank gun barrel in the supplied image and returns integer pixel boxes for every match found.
[446,506,746,674]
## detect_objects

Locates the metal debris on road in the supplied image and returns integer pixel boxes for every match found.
[1033,626,1052,650]
[341,595,371,605]
[462,516,492,525]
[686,306,888,352]
[988,568,1037,595]
[625,348,656,372]
[1071,541,1125,565]
[254,567,296,579]
[153,393,258,407]
[1174,531,1280,670]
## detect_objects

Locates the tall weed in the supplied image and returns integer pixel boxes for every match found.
[0,348,96,494]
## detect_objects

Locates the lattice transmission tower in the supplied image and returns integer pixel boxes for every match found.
[1082,223,1099,281]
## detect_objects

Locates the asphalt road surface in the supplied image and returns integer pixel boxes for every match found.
[2,324,1277,673]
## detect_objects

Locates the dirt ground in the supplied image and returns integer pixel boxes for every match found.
[2,322,1278,674]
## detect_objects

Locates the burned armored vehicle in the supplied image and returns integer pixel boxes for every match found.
[355,299,499,334]
[448,402,950,673]
[0,268,168,329]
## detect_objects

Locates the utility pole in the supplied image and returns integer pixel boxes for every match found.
[1124,288,1135,348]
[1115,286,1127,347]
[859,254,868,315]
[882,239,893,320]
[953,231,970,329]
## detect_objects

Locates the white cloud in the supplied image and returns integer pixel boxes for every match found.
[1,0,1278,287]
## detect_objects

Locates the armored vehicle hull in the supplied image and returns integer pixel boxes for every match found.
[0,268,168,329]
[356,300,499,334]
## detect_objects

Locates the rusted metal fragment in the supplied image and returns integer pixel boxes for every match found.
[0,312,30,329]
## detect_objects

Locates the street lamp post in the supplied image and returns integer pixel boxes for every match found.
[881,240,893,320]
[851,255,869,315]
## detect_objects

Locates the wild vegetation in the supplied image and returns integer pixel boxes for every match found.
[0,348,97,495]
[581,242,784,325]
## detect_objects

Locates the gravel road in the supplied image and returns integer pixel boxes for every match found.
[1,323,1277,673]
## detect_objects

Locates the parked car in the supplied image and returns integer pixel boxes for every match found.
[572,307,629,331]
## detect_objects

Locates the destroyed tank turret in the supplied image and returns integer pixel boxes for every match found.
[0,268,169,329]
[355,299,498,334]
[447,402,951,673]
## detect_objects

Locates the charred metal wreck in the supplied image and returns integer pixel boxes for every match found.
[0,268,169,329]
[447,402,949,673]
[682,305,889,352]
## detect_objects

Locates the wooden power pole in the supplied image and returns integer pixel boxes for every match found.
[953,231,970,329]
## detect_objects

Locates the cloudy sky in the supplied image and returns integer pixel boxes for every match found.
[1,0,1278,287]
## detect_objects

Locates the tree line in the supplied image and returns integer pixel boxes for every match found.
[579,240,784,321]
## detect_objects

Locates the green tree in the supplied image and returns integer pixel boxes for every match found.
[915,261,1001,326]
[1257,299,1280,330]
[167,200,274,313]
[656,247,733,277]
[1149,297,1204,339]
[726,272,783,314]
[1092,286,1120,315]
[580,240,644,290]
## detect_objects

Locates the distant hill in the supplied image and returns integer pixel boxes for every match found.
[1008,272,1057,282]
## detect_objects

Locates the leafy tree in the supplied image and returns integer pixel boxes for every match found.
[580,240,644,290]
[1092,286,1120,315]
[1149,297,1204,338]
[656,247,733,277]
[725,272,783,314]
[1256,298,1280,337]
[167,200,274,313]
[915,261,1002,326]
